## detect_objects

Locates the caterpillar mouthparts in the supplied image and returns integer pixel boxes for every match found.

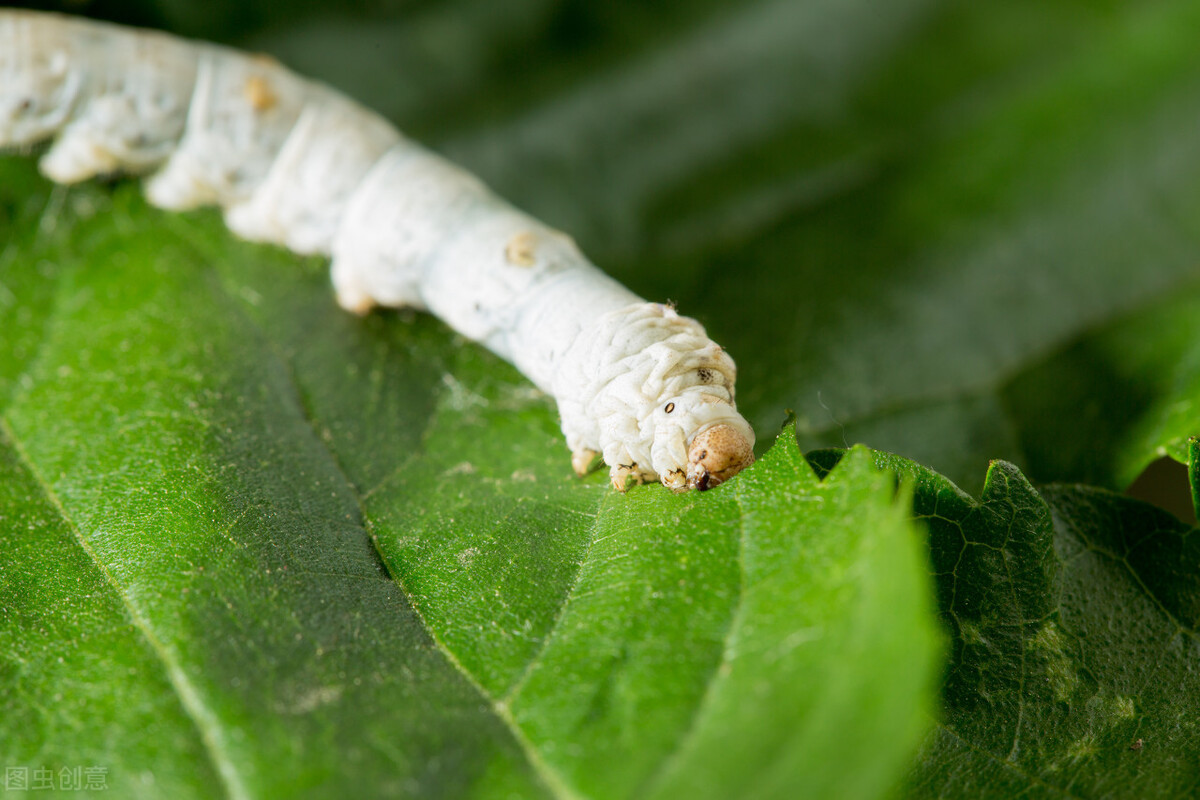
[687,425,756,491]
[1,9,757,492]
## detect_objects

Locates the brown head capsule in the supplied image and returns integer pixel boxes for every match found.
[686,424,754,491]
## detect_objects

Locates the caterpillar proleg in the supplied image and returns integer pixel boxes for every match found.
[0,10,756,492]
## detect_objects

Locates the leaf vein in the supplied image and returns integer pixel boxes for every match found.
[0,416,251,800]
[202,261,582,799]
[634,477,751,798]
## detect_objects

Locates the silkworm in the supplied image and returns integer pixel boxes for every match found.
[0,10,755,492]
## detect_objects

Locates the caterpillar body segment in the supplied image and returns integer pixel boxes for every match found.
[1,13,88,153]
[33,18,198,182]
[141,47,311,214]
[227,92,402,256]
[0,9,756,492]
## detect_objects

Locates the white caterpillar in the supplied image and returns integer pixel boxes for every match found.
[0,9,755,491]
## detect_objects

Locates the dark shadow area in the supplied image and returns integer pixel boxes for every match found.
[1126,455,1196,526]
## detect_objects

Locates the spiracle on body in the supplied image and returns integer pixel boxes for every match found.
[0,9,756,492]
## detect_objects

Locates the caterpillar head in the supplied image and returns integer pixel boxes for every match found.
[554,301,756,493]
[649,391,755,492]
[686,423,755,491]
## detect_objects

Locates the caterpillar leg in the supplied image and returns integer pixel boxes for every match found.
[571,447,600,477]
[609,462,657,493]
[329,243,425,316]
[603,441,658,491]
[659,467,688,493]
[330,270,378,316]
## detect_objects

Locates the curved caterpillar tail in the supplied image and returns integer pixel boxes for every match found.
[0,9,756,492]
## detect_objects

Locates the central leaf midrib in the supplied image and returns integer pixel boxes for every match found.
[202,254,593,799]
[634,480,751,799]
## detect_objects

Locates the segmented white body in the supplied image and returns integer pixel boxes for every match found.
[0,10,755,491]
